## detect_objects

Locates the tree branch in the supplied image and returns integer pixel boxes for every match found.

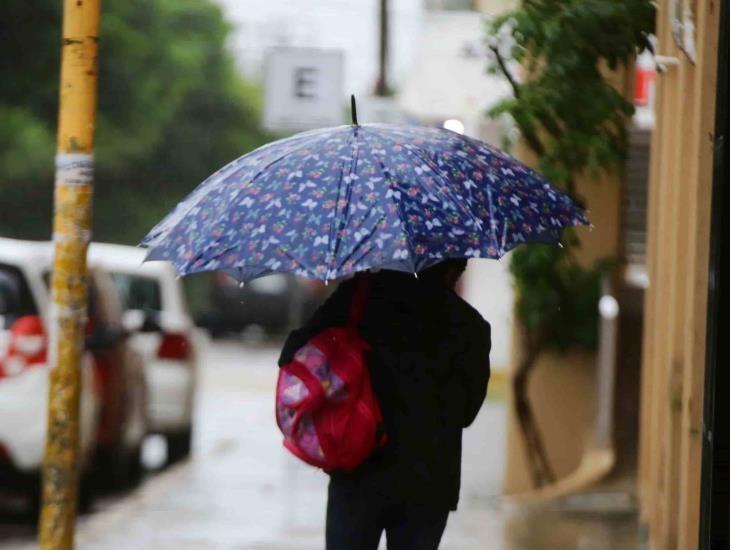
[489,44,521,98]
[490,44,548,158]
[490,44,582,199]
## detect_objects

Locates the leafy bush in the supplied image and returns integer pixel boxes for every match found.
[484,0,654,487]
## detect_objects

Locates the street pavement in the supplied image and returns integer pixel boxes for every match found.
[0,339,639,549]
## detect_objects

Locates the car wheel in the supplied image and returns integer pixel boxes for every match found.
[25,481,41,524]
[125,444,144,486]
[77,473,95,514]
[167,427,192,464]
[92,442,142,491]
[209,325,227,339]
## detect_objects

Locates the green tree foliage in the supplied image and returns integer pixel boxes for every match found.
[485,0,654,487]
[487,0,654,353]
[0,0,269,242]
[509,238,616,350]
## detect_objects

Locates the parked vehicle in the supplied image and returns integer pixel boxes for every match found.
[0,238,148,493]
[84,265,148,488]
[88,243,199,463]
[207,272,328,337]
[0,239,100,510]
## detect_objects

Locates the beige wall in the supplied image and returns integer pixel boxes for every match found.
[475,0,626,496]
[504,349,599,492]
[503,164,624,493]
[638,0,720,548]
[475,0,517,16]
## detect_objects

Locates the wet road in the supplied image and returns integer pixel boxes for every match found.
[0,339,638,549]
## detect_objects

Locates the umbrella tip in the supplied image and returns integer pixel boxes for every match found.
[351,94,358,126]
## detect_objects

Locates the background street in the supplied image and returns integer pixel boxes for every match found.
[1,338,638,549]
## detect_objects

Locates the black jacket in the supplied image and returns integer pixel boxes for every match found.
[279,270,491,511]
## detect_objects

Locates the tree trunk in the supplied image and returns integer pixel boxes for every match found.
[513,331,557,488]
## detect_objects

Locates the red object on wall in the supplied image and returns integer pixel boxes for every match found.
[634,64,656,106]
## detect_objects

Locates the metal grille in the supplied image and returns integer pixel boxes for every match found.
[622,128,651,267]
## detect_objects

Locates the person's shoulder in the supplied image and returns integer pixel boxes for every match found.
[446,291,491,333]
[334,276,358,294]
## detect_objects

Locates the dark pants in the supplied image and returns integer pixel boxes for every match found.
[326,479,449,550]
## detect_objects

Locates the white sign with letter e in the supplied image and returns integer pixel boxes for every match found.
[263,48,345,132]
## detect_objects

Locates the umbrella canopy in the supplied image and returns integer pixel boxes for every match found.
[142,123,588,282]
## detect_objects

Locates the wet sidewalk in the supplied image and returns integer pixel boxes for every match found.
[77,341,510,549]
[2,341,639,549]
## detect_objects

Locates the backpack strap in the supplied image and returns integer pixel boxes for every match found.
[347,274,372,329]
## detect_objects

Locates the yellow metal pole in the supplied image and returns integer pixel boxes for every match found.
[39,0,100,548]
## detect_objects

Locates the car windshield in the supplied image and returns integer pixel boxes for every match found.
[110,273,162,313]
[0,263,37,328]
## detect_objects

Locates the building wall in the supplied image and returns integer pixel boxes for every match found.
[503,165,624,493]
[475,0,517,16]
[638,0,720,547]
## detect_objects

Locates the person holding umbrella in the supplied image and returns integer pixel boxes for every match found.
[279,258,490,549]
[142,97,588,548]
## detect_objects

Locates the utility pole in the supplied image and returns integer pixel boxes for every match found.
[39,0,100,548]
[375,0,390,96]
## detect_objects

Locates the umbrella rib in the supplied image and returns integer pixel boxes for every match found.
[325,131,352,278]
[225,132,346,273]
[277,247,313,279]
[335,213,388,272]
[143,150,287,247]
[159,137,291,233]
[247,130,338,187]
[325,127,364,279]
[376,130,482,224]
[398,140,484,227]
[142,174,226,247]
[146,131,339,261]
[360,132,418,273]
[374,130,492,251]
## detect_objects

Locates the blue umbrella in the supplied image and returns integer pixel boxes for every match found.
[142,99,588,282]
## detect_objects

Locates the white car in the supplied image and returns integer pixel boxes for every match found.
[88,243,200,463]
[0,238,100,505]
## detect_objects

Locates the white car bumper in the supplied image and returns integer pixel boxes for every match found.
[0,360,99,472]
[146,359,194,433]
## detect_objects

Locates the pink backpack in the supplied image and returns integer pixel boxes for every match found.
[276,276,386,471]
